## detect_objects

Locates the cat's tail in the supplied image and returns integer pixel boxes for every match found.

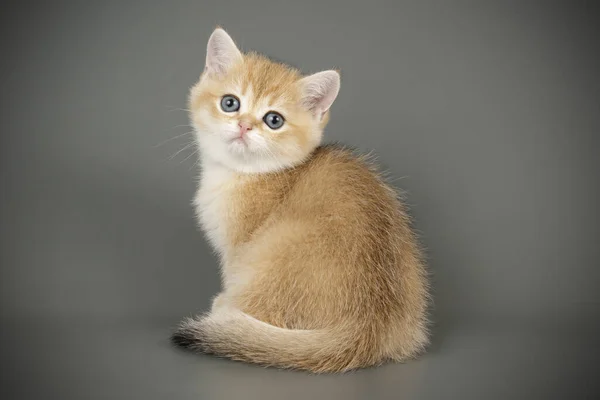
[170,306,385,373]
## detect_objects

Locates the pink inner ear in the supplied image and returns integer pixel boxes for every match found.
[205,29,242,76]
[300,71,340,118]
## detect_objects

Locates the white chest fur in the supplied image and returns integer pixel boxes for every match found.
[193,161,238,256]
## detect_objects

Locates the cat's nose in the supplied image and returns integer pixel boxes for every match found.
[238,121,253,136]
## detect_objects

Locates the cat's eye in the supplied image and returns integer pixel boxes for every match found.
[263,111,285,130]
[220,95,240,112]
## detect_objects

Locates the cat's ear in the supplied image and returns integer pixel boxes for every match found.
[298,70,340,120]
[205,28,242,77]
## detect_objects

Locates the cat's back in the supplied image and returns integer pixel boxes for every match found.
[287,144,401,226]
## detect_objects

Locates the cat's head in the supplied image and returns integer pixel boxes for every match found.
[189,28,340,173]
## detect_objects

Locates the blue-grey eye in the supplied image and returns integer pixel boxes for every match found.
[263,111,285,130]
[220,95,240,112]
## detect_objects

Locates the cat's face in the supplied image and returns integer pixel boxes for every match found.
[189,28,340,173]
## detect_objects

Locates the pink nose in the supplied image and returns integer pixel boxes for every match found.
[238,121,253,135]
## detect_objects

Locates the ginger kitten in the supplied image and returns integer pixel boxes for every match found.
[171,28,430,373]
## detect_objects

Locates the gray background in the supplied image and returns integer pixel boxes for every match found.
[1,1,599,399]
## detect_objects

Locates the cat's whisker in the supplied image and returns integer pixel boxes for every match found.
[165,106,191,113]
[154,131,195,148]
[168,142,196,161]
[180,148,199,164]
[190,156,202,171]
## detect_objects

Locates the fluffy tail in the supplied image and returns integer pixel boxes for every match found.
[171,307,382,373]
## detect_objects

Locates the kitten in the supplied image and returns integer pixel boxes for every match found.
[171,27,430,373]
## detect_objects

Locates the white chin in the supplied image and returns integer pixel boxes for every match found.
[196,130,298,174]
[227,138,250,155]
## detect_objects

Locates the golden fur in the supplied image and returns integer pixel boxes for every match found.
[172,28,430,373]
